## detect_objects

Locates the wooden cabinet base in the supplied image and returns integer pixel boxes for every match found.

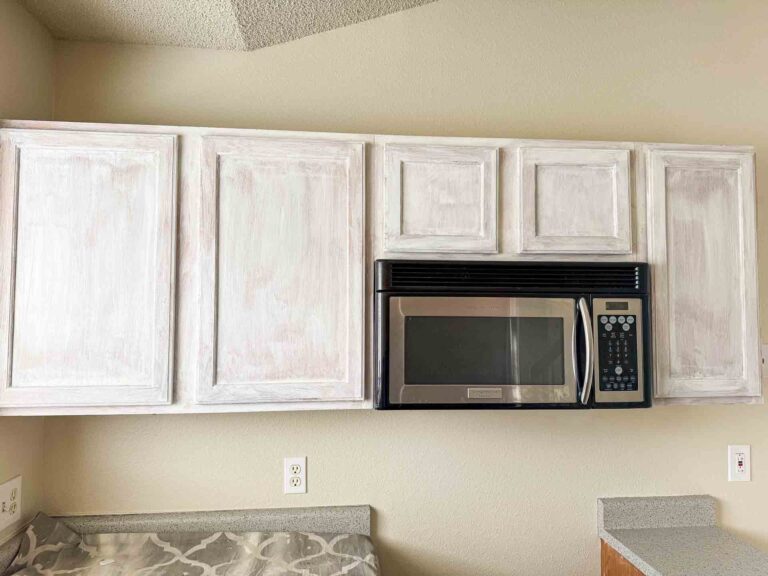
[601,540,643,576]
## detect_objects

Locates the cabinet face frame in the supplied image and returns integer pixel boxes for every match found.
[518,146,633,254]
[198,136,365,404]
[384,144,499,254]
[647,146,761,401]
[0,129,178,407]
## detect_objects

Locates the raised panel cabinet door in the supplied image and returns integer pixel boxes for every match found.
[0,129,178,407]
[198,137,365,404]
[648,148,760,400]
[518,146,633,254]
[384,144,498,253]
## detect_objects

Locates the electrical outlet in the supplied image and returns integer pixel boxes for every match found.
[284,457,307,494]
[0,476,21,533]
[728,445,751,482]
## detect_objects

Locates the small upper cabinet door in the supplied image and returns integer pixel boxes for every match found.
[198,137,364,404]
[384,144,498,253]
[0,130,178,407]
[518,146,632,254]
[648,148,760,401]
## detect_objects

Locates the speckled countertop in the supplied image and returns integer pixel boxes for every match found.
[598,496,768,576]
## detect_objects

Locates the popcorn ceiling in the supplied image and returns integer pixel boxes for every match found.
[20,0,437,51]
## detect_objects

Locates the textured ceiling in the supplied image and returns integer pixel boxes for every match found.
[20,0,438,51]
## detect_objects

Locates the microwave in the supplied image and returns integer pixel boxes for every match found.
[374,260,651,410]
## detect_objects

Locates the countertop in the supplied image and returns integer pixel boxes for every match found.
[598,496,768,576]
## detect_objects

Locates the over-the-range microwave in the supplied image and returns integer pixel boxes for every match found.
[374,260,651,410]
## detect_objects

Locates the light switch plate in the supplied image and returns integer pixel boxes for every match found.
[728,445,751,482]
[0,476,22,533]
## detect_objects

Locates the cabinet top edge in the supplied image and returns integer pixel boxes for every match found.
[0,120,755,152]
[0,119,376,143]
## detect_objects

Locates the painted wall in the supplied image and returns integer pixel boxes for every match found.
[41,1,768,575]
[0,0,53,541]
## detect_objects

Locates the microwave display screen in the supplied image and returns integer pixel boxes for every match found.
[605,302,629,311]
[404,317,565,386]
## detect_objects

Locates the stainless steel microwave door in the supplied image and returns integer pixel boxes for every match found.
[389,297,577,405]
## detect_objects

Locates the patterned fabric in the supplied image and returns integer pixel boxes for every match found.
[5,513,379,576]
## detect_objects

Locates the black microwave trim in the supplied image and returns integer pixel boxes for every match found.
[374,260,652,411]
[375,259,648,295]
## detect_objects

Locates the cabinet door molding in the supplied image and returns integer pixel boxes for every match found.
[648,147,760,401]
[198,136,365,404]
[518,146,632,254]
[0,129,178,407]
[384,143,499,253]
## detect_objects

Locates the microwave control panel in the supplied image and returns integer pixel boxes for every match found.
[592,298,645,404]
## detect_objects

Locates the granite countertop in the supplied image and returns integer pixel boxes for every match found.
[598,496,768,576]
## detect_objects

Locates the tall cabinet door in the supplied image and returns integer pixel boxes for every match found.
[198,137,364,404]
[648,148,760,401]
[0,130,178,407]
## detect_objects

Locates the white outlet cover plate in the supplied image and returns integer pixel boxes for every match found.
[284,457,307,494]
[728,445,751,482]
[0,476,22,533]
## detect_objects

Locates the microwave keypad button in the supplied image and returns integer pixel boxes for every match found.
[598,314,640,393]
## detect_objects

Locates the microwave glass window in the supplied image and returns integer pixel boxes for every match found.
[404,316,565,385]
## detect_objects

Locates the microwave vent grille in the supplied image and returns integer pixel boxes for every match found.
[383,261,644,293]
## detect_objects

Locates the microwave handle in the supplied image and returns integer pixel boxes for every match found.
[578,297,595,405]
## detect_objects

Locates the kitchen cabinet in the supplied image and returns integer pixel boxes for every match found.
[0,119,759,415]
[383,143,499,254]
[647,146,761,402]
[0,129,178,407]
[517,145,633,255]
[601,540,643,576]
[197,136,365,404]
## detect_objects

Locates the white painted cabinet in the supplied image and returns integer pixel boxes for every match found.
[647,147,761,402]
[0,119,760,414]
[197,136,365,404]
[517,145,633,254]
[0,129,178,407]
[384,143,499,254]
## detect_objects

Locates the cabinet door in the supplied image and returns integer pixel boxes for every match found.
[518,146,632,254]
[384,144,498,253]
[0,130,177,407]
[648,148,760,400]
[198,137,364,404]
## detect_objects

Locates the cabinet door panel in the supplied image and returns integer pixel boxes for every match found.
[198,137,364,404]
[384,144,498,253]
[519,147,632,254]
[0,130,177,407]
[649,149,760,399]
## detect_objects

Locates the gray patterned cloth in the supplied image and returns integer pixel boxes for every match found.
[4,514,379,576]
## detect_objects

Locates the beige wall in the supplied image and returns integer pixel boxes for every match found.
[41,1,768,575]
[0,0,52,541]
[0,0,53,120]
